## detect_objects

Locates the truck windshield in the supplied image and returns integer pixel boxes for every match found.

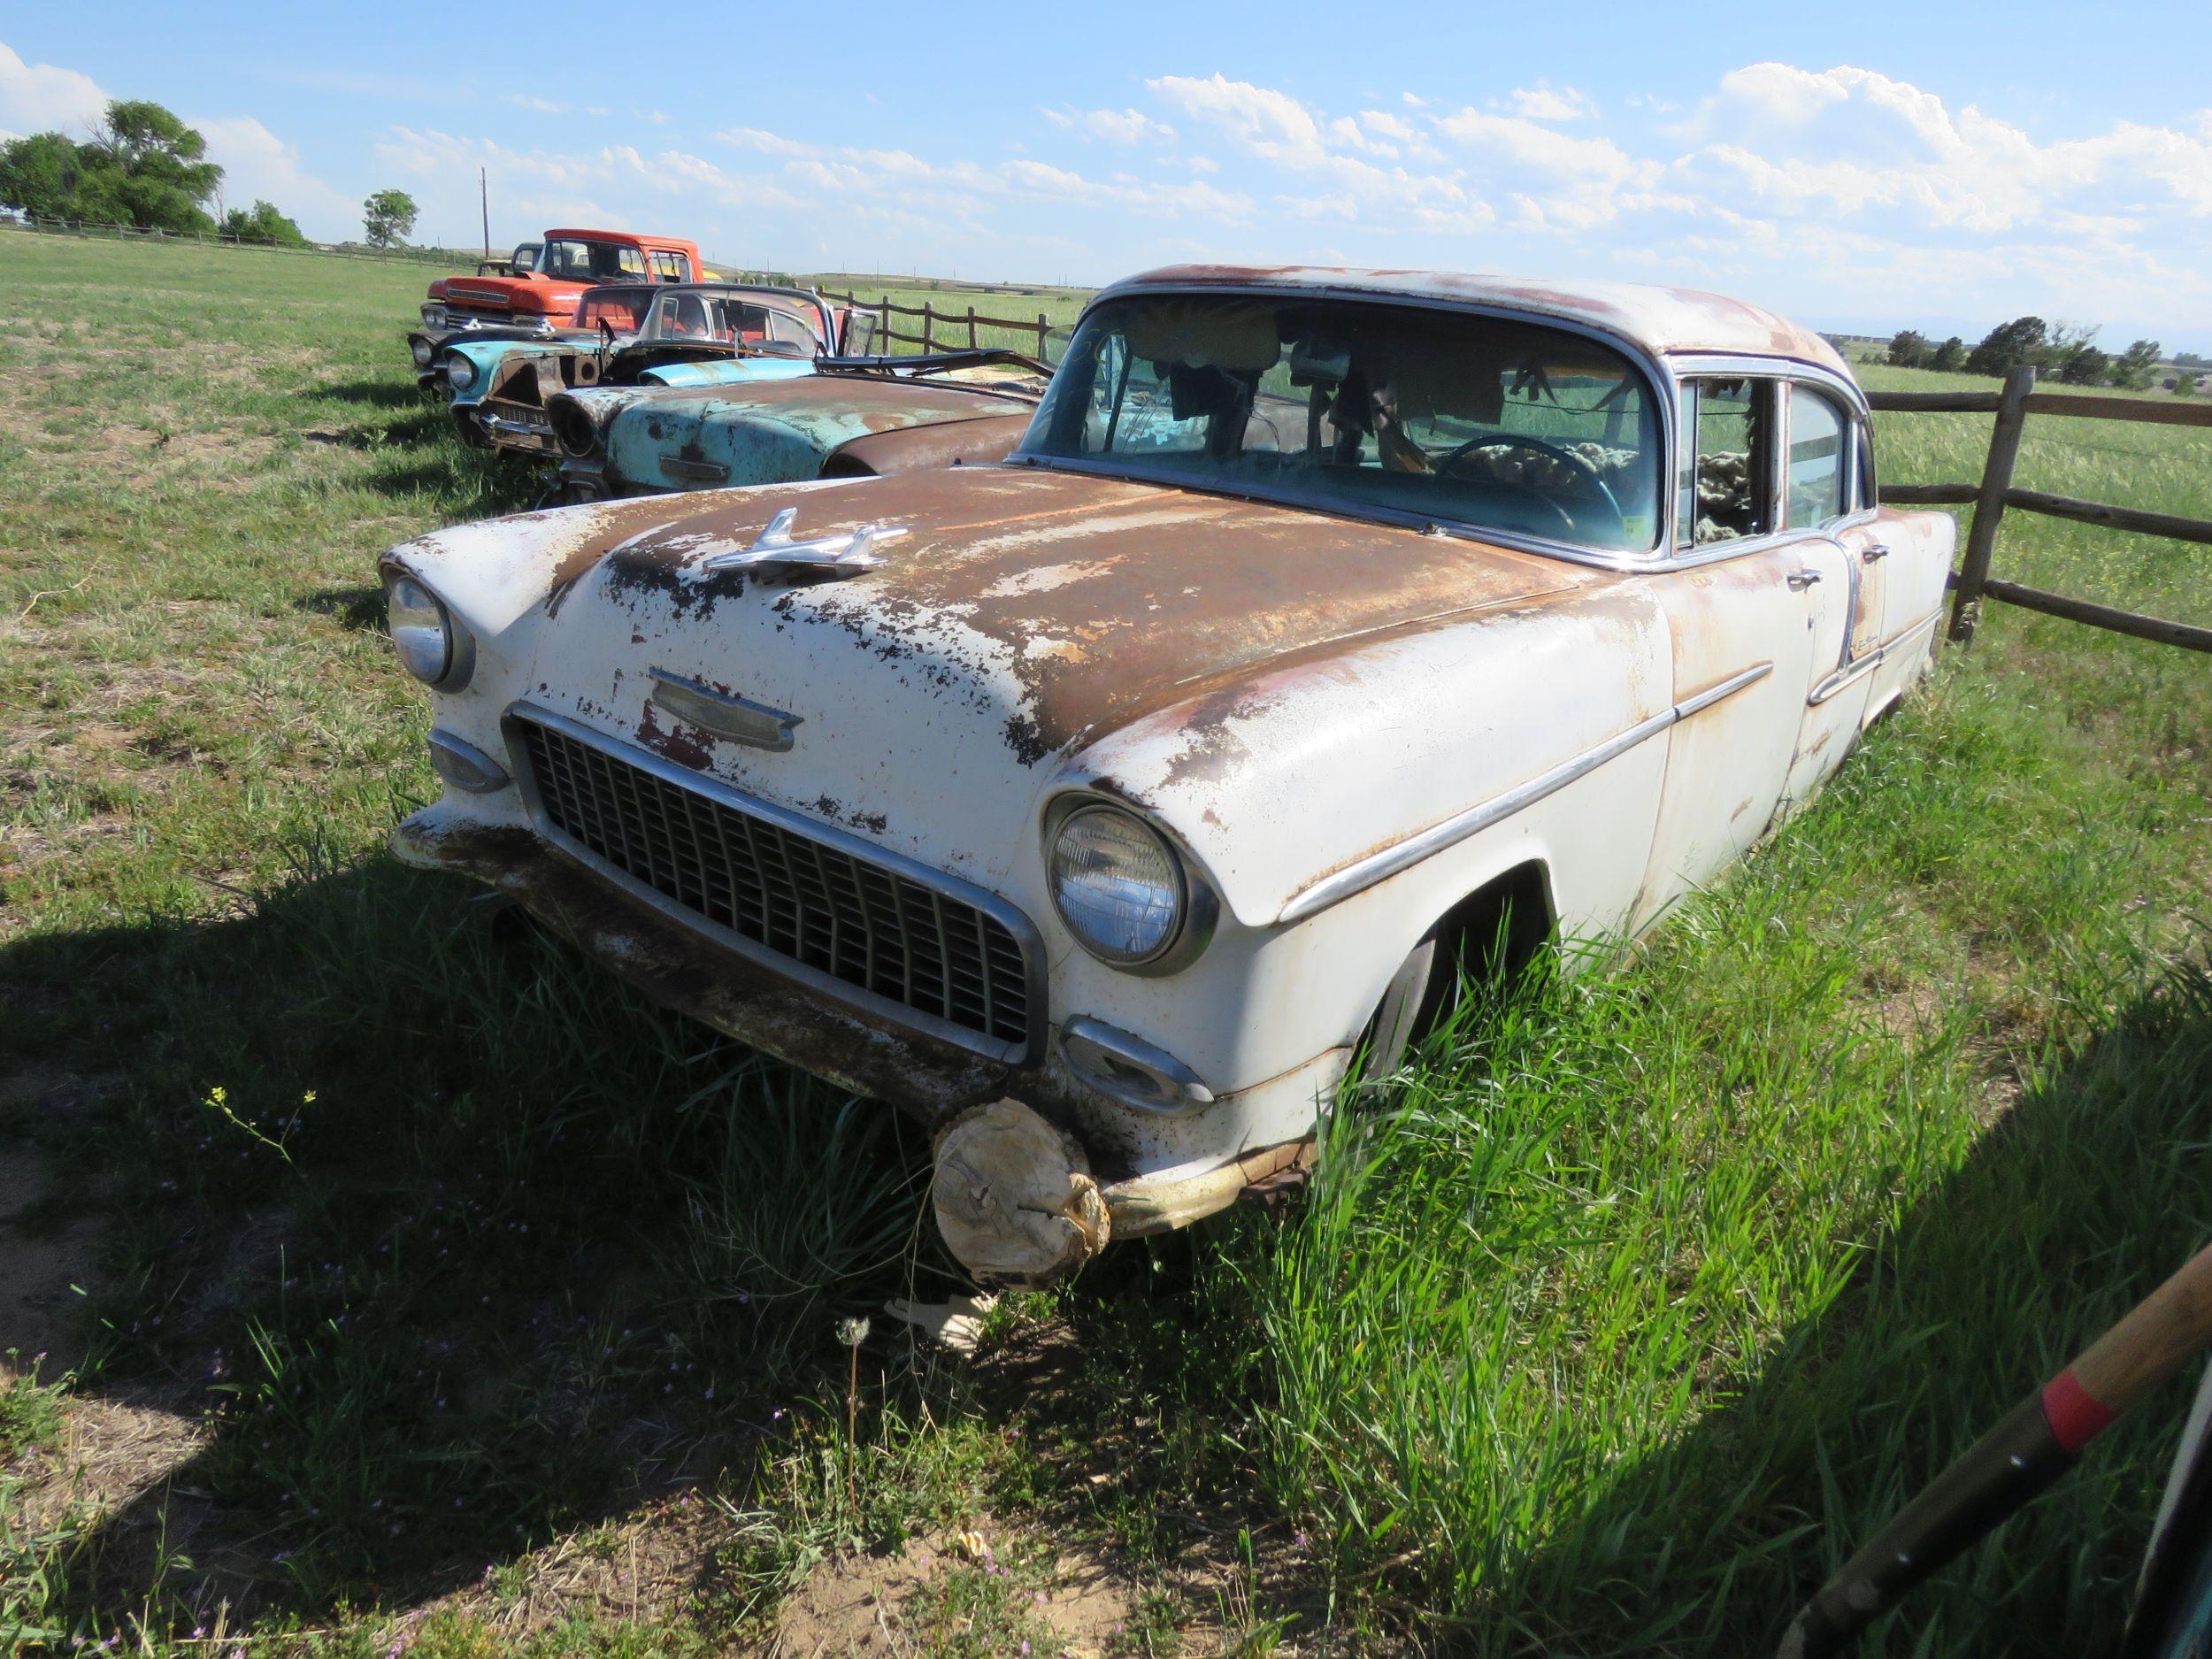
[541,240,649,282]
[1022,293,1664,554]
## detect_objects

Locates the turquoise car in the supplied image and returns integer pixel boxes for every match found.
[543,349,1050,503]
[448,283,863,458]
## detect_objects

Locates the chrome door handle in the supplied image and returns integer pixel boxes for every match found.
[1860,542,1890,562]
[1786,570,1823,590]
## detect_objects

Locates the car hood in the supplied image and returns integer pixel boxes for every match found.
[533,463,1584,759]
[398,465,1604,913]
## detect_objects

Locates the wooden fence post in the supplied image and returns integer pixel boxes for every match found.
[1949,363,2036,645]
[966,305,978,348]
[1037,312,1049,358]
[921,302,935,352]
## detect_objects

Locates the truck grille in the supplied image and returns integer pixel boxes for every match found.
[513,716,1033,1050]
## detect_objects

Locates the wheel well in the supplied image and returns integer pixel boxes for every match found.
[1407,861,1555,1039]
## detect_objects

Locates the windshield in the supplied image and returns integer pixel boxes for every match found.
[541,239,649,283]
[510,242,542,272]
[641,289,825,355]
[1023,293,1663,553]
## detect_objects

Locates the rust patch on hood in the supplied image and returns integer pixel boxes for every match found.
[544,465,1610,765]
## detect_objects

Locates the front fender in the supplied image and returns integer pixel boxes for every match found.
[1061,580,1671,932]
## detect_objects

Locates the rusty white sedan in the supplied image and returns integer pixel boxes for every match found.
[380,266,1953,1283]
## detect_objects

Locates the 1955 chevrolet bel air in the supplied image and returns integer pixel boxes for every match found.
[380,265,1955,1283]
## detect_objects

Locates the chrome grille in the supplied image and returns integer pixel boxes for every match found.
[513,716,1033,1049]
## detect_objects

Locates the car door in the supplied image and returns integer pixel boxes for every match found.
[1636,373,1850,931]
[1774,381,1883,812]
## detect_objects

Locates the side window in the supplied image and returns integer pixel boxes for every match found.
[651,250,691,282]
[1678,377,1775,546]
[1786,385,1849,526]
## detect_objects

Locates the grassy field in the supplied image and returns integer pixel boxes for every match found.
[2,232,2209,1658]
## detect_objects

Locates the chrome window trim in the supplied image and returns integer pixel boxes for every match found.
[502,703,1048,1066]
[1275,661,1774,926]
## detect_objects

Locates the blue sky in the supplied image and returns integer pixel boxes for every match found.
[5,3,2210,349]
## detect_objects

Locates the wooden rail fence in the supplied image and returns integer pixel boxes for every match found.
[6,212,469,265]
[819,288,1056,358]
[1869,366,2212,653]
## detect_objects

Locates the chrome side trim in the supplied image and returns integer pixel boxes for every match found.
[1060,1016,1216,1116]
[1808,611,1939,707]
[1276,662,1773,926]
[1809,652,1881,706]
[501,703,1047,1066]
[659,455,728,483]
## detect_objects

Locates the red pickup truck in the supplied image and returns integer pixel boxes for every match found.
[420,227,709,331]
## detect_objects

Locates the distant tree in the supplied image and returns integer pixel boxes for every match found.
[362,188,419,249]
[2175,351,2209,371]
[2112,339,2162,392]
[2173,373,2197,398]
[219,199,306,246]
[1967,315,2047,377]
[2055,345,2109,385]
[0,131,85,219]
[1886,328,1932,368]
[0,99,220,232]
[1931,335,1967,372]
[81,99,222,231]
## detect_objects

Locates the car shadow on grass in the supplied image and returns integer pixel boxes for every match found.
[321,380,437,412]
[1471,955,2212,1656]
[0,849,942,1639]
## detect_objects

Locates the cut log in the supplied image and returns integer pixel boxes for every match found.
[931,1099,1110,1286]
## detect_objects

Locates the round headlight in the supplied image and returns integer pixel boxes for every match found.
[1048,806,1185,966]
[446,356,478,391]
[411,339,434,367]
[387,574,455,685]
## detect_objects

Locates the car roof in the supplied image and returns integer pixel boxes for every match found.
[1099,264,1851,375]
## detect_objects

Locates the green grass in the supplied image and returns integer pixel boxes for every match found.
[1,233,2208,1656]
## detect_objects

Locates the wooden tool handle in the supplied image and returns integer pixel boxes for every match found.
[1778,1240,2212,1659]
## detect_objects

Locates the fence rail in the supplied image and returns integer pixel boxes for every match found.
[4,212,469,266]
[1869,368,2212,654]
[819,288,1056,357]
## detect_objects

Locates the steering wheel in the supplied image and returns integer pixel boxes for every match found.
[1434,434,1625,537]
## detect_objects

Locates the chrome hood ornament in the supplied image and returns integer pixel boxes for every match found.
[701,506,908,578]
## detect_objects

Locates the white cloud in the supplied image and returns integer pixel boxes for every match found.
[1502,82,1595,122]
[195,114,354,227]
[1043,105,1176,144]
[0,39,107,137]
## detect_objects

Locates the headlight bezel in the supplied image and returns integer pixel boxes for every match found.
[411,338,434,368]
[1042,795,1218,975]
[445,355,479,391]
[383,570,475,692]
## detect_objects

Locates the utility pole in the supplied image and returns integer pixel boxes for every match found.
[480,167,489,260]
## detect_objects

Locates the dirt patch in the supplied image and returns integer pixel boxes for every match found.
[777,1531,1142,1659]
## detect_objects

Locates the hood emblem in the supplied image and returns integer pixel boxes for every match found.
[700,506,907,579]
[649,670,802,752]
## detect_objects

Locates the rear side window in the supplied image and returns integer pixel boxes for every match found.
[650,250,693,282]
[1677,377,1775,546]
[1786,385,1850,526]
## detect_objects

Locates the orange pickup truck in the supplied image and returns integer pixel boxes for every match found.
[419,227,709,332]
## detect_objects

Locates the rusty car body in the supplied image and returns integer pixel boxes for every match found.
[542,349,1048,501]
[380,265,1955,1280]
[414,282,657,398]
[453,284,860,457]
